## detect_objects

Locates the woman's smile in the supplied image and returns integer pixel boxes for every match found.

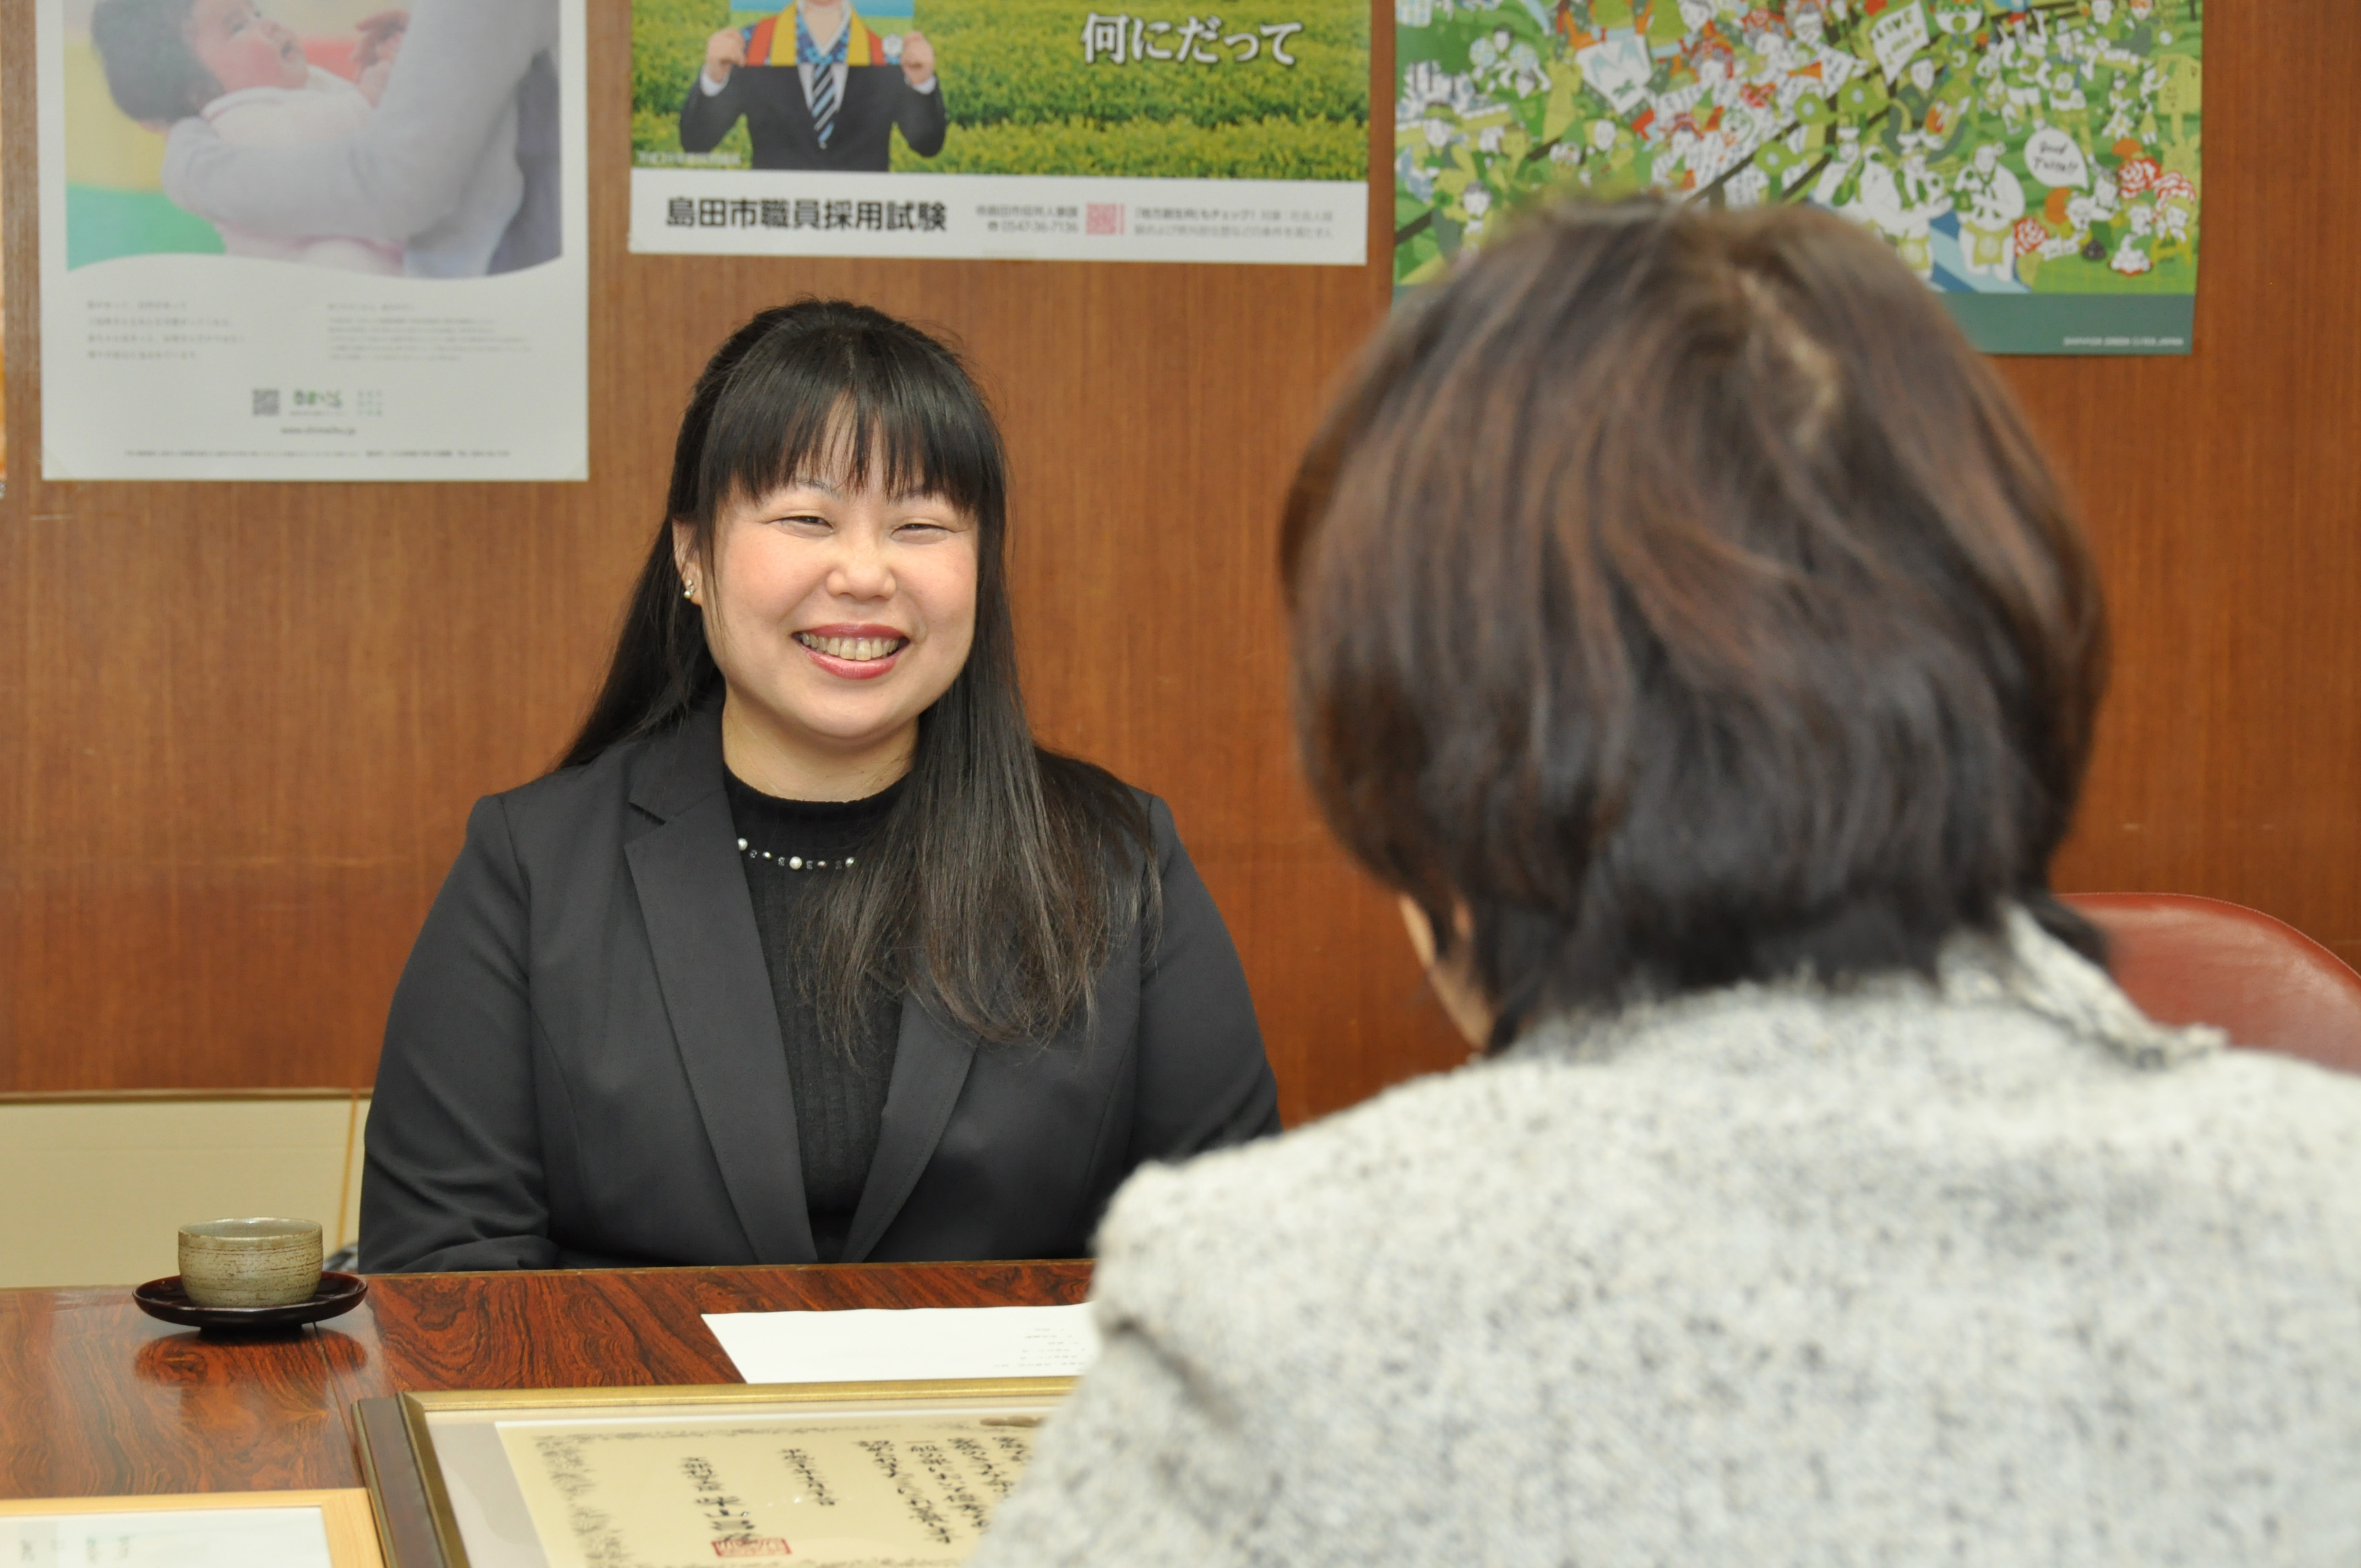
[795,624,911,679]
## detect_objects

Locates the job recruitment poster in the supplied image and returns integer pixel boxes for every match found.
[38,0,589,481]
[629,0,1369,264]
[1395,0,2202,355]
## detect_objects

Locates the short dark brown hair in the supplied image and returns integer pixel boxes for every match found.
[1282,200,2108,1044]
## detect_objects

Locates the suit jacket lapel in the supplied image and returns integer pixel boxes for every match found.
[839,994,978,1262]
[625,709,817,1264]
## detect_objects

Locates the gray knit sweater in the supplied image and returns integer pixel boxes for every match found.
[971,911,2361,1565]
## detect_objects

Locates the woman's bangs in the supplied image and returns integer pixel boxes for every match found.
[698,334,999,524]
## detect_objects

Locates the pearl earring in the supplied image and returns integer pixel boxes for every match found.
[683,578,697,600]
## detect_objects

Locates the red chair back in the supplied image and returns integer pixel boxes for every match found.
[2061,893,2361,1075]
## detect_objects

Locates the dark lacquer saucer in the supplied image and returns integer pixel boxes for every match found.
[133,1271,368,1331]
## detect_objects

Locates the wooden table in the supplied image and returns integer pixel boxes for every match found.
[0,1263,1092,1501]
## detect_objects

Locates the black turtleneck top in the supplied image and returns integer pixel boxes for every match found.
[723,770,905,1263]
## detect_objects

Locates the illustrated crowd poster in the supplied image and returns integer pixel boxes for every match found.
[1395,0,2203,354]
[37,0,589,481]
[629,0,1369,264]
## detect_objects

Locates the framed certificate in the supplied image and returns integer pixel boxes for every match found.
[352,1380,1072,1568]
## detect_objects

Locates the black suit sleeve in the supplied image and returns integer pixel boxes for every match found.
[896,79,948,158]
[679,72,746,155]
[1124,800,1283,1167]
[360,797,560,1272]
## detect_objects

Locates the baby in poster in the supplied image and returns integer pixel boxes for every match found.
[89,0,407,272]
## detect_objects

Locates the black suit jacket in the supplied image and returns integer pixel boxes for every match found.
[679,65,947,172]
[361,707,1280,1271]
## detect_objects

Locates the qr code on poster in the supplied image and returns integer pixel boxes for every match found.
[252,389,280,416]
[1086,203,1125,236]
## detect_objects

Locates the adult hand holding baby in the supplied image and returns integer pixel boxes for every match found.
[355,9,408,64]
[354,9,408,105]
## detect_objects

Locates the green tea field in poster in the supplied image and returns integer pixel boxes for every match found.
[631,0,1370,262]
[1396,1,2203,353]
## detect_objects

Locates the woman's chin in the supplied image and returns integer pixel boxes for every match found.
[749,695,922,761]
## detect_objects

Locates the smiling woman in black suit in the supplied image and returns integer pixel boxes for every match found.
[360,302,1281,1271]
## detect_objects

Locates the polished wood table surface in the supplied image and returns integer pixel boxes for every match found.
[0,1262,1092,1501]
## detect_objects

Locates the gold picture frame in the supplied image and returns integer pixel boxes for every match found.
[355,1379,1074,1568]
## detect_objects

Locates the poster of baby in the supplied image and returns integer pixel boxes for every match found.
[36,0,589,480]
[1395,0,2202,355]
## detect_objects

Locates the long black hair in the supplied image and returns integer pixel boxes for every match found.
[565,301,1157,1049]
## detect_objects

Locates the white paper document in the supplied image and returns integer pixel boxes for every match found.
[0,1506,333,1568]
[705,1304,1101,1385]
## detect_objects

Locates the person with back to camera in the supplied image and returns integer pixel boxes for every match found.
[966,201,2361,1565]
[681,0,945,172]
[361,302,1280,1271]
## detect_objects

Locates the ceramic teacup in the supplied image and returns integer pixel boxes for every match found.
[178,1218,324,1309]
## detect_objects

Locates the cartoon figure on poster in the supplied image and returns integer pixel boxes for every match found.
[1395,0,2203,352]
[1952,139,2023,280]
[64,0,562,277]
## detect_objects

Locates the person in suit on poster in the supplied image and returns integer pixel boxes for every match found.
[680,1,946,172]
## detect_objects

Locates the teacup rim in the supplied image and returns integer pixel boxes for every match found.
[179,1217,324,1245]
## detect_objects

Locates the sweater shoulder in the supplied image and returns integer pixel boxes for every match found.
[1094,999,2361,1308]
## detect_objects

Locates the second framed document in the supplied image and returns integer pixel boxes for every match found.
[354,1379,1072,1568]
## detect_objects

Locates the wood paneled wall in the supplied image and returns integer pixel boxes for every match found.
[2,4,2354,1109]
[2011,11,2361,960]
